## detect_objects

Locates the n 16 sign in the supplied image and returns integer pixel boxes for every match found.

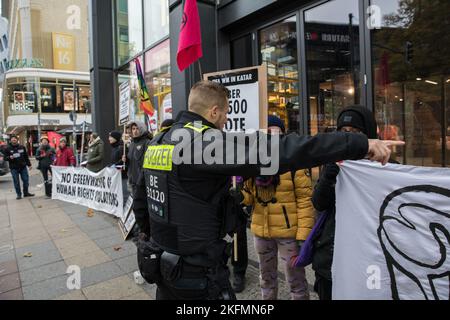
[52,32,75,71]
[205,66,268,132]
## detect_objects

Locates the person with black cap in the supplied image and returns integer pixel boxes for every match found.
[109,131,128,198]
[4,135,34,200]
[311,105,396,300]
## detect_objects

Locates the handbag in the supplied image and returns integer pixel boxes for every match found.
[291,211,328,268]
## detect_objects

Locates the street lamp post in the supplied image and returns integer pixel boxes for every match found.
[72,80,78,166]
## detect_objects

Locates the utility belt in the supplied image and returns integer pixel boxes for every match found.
[137,240,235,300]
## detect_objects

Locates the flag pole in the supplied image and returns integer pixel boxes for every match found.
[197,59,203,79]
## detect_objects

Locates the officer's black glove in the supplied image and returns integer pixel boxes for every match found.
[323,164,340,183]
[229,187,244,204]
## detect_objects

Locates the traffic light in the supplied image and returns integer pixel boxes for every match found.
[405,41,414,64]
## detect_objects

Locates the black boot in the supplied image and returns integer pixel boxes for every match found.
[24,193,35,197]
[232,274,246,293]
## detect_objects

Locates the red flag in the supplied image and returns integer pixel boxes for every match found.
[177,0,203,72]
[48,132,64,149]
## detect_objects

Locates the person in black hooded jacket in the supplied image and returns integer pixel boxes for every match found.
[312,105,399,300]
[123,121,153,237]
[109,131,128,198]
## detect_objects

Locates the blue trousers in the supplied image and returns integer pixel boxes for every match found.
[11,167,30,197]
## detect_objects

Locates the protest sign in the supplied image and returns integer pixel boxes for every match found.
[52,166,124,218]
[119,81,131,126]
[205,65,268,131]
[118,211,136,240]
[333,161,450,300]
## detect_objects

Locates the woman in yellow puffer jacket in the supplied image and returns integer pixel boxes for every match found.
[242,116,314,300]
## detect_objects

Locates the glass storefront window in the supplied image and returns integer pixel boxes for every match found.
[145,39,172,131]
[144,0,169,48]
[7,78,38,115]
[117,55,146,125]
[371,0,450,167]
[116,0,143,66]
[304,0,361,136]
[259,16,300,133]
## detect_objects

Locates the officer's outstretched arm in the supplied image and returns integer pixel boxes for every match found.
[182,130,369,177]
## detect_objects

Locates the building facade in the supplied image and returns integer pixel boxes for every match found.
[89,0,450,171]
[1,0,91,153]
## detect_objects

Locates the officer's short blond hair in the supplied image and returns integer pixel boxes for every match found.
[188,81,229,115]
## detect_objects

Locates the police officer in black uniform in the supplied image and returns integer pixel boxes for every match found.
[135,81,403,300]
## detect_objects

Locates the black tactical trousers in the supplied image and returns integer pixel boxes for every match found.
[156,254,236,300]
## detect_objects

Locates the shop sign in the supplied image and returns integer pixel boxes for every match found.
[52,32,75,71]
[41,119,61,125]
[11,91,35,114]
[6,58,44,70]
[205,65,268,132]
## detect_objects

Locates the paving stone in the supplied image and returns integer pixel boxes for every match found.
[20,261,68,287]
[16,241,63,272]
[58,241,100,260]
[104,241,137,261]
[79,261,125,288]
[126,273,157,299]
[114,254,138,274]
[53,290,86,300]
[82,276,143,300]
[0,250,16,264]
[83,227,120,240]
[13,235,51,249]
[53,234,93,251]
[22,275,71,300]
[0,272,21,293]
[0,260,19,277]
[120,292,152,300]
[93,234,126,249]
[0,288,23,300]
[65,249,111,269]
[78,222,115,233]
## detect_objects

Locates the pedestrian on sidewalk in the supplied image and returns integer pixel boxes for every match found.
[109,130,128,199]
[86,133,104,173]
[4,135,35,200]
[36,136,56,198]
[241,115,314,300]
[123,121,153,238]
[54,138,76,167]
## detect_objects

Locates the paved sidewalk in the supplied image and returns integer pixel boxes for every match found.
[0,168,318,300]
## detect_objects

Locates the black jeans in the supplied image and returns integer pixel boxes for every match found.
[40,166,52,197]
[11,167,30,197]
[314,273,332,300]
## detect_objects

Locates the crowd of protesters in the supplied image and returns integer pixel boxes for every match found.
[0,82,401,301]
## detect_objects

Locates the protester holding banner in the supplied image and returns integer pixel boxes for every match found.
[36,136,56,198]
[242,116,314,300]
[86,133,105,173]
[54,138,76,167]
[123,121,153,237]
[311,105,398,300]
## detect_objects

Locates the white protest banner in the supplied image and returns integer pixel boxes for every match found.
[119,81,131,126]
[205,66,268,132]
[333,160,450,300]
[52,166,124,218]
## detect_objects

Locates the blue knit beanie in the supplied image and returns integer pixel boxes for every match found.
[268,115,286,133]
